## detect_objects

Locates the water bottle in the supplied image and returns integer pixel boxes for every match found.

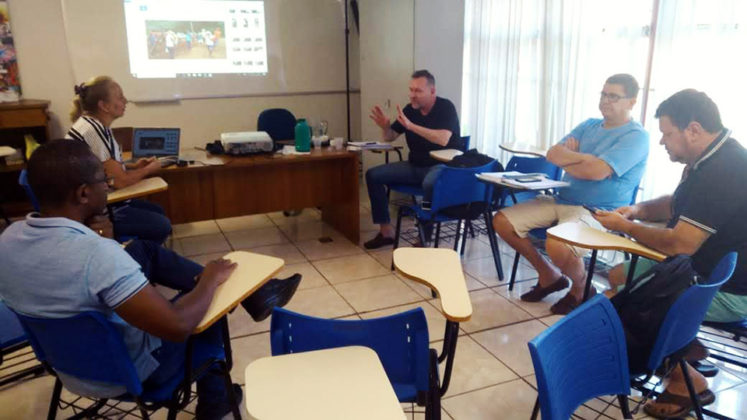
[295,118,311,152]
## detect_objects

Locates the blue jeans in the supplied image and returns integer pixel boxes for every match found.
[365,161,444,224]
[113,199,172,244]
[124,240,232,414]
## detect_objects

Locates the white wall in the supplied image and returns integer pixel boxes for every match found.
[8,0,361,149]
[414,0,465,117]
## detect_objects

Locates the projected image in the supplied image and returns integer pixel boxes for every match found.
[145,21,226,60]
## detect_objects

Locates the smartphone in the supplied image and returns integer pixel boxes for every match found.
[582,204,600,214]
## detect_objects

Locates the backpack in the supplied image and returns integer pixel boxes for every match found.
[446,149,503,170]
[610,254,700,373]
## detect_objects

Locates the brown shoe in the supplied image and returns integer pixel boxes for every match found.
[520,276,570,302]
[550,288,597,315]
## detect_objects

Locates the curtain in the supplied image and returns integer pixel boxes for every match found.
[462,0,652,163]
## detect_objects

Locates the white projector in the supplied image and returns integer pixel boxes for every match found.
[220,131,274,155]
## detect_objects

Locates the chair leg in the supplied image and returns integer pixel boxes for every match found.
[509,252,520,291]
[47,377,63,420]
[452,221,462,252]
[460,221,468,256]
[680,359,704,420]
[483,211,504,281]
[220,360,242,420]
[427,349,441,420]
[434,222,441,248]
[392,207,404,271]
[530,396,540,420]
[617,394,632,419]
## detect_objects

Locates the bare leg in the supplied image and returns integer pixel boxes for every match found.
[493,212,561,286]
[380,223,395,238]
[605,263,627,297]
[646,362,710,415]
[545,239,586,300]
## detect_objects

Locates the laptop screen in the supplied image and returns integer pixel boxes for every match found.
[132,128,180,158]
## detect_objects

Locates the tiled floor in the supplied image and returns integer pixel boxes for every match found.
[1,197,746,419]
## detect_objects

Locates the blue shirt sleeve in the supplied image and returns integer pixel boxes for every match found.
[85,239,149,309]
[596,128,650,177]
[560,119,595,144]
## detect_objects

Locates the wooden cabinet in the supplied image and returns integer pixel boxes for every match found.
[0,100,51,216]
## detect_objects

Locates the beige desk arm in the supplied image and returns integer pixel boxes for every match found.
[429,148,463,163]
[499,142,548,158]
[546,222,667,262]
[107,177,168,204]
[393,248,472,322]
[194,250,284,333]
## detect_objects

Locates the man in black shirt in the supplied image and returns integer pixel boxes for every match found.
[594,89,747,418]
[364,70,461,249]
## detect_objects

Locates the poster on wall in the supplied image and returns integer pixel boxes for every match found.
[0,1,20,102]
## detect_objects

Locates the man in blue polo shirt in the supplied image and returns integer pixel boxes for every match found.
[594,89,747,418]
[493,73,649,314]
[0,141,300,419]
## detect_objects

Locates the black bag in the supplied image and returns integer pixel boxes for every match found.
[610,254,700,373]
[446,149,503,170]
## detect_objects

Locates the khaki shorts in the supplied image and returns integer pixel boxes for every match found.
[499,195,604,257]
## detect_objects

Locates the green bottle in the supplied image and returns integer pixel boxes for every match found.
[294,118,311,152]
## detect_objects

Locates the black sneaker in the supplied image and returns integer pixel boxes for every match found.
[364,233,395,250]
[241,274,302,322]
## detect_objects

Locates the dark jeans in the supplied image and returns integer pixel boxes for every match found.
[365,161,443,224]
[113,199,172,244]
[123,240,230,411]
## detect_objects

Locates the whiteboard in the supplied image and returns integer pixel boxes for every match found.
[61,0,352,102]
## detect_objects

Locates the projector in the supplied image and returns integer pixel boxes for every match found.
[220,131,274,155]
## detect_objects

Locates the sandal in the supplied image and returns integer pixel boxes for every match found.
[520,275,570,302]
[643,389,715,419]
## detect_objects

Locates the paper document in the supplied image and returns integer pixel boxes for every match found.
[477,171,570,190]
[347,141,395,150]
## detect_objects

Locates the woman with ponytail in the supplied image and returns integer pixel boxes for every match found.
[66,76,171,243]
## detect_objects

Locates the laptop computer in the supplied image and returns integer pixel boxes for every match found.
[132,128,180,167]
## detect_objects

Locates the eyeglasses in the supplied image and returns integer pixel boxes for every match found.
[88,175,114,186]
[599,92,629,103]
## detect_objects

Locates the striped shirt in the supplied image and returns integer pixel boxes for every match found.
[66,116,123,164]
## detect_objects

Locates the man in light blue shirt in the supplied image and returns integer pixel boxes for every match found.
[0,141,300,419]
[493,74,649,314]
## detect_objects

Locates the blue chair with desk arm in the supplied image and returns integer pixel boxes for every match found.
[387,135,471,203]
[528,294,632,420]
[10,309,239,420]
[18,169,40,212]
[0,300,44,387]
[392,159,504,280]
[630,252,737,420]
[270,307,445,419]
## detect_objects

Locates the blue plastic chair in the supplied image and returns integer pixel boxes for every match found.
[12,310,238,420]
[634,252,737,420]
[388,135,472,201]
[270,307,443,419]
[393,160,504,280]
[528,294,632,420]
[18,169,40,212]
[257,108,297,147]
[0,301,44,387]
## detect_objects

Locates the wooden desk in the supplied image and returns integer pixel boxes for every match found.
[547,222,667,300]
[107,177,168,204]
[499,142,548,157]
[244,346,405,420]
[149,148,360,244]
[429,148,463,163]
[195,250,284,333]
